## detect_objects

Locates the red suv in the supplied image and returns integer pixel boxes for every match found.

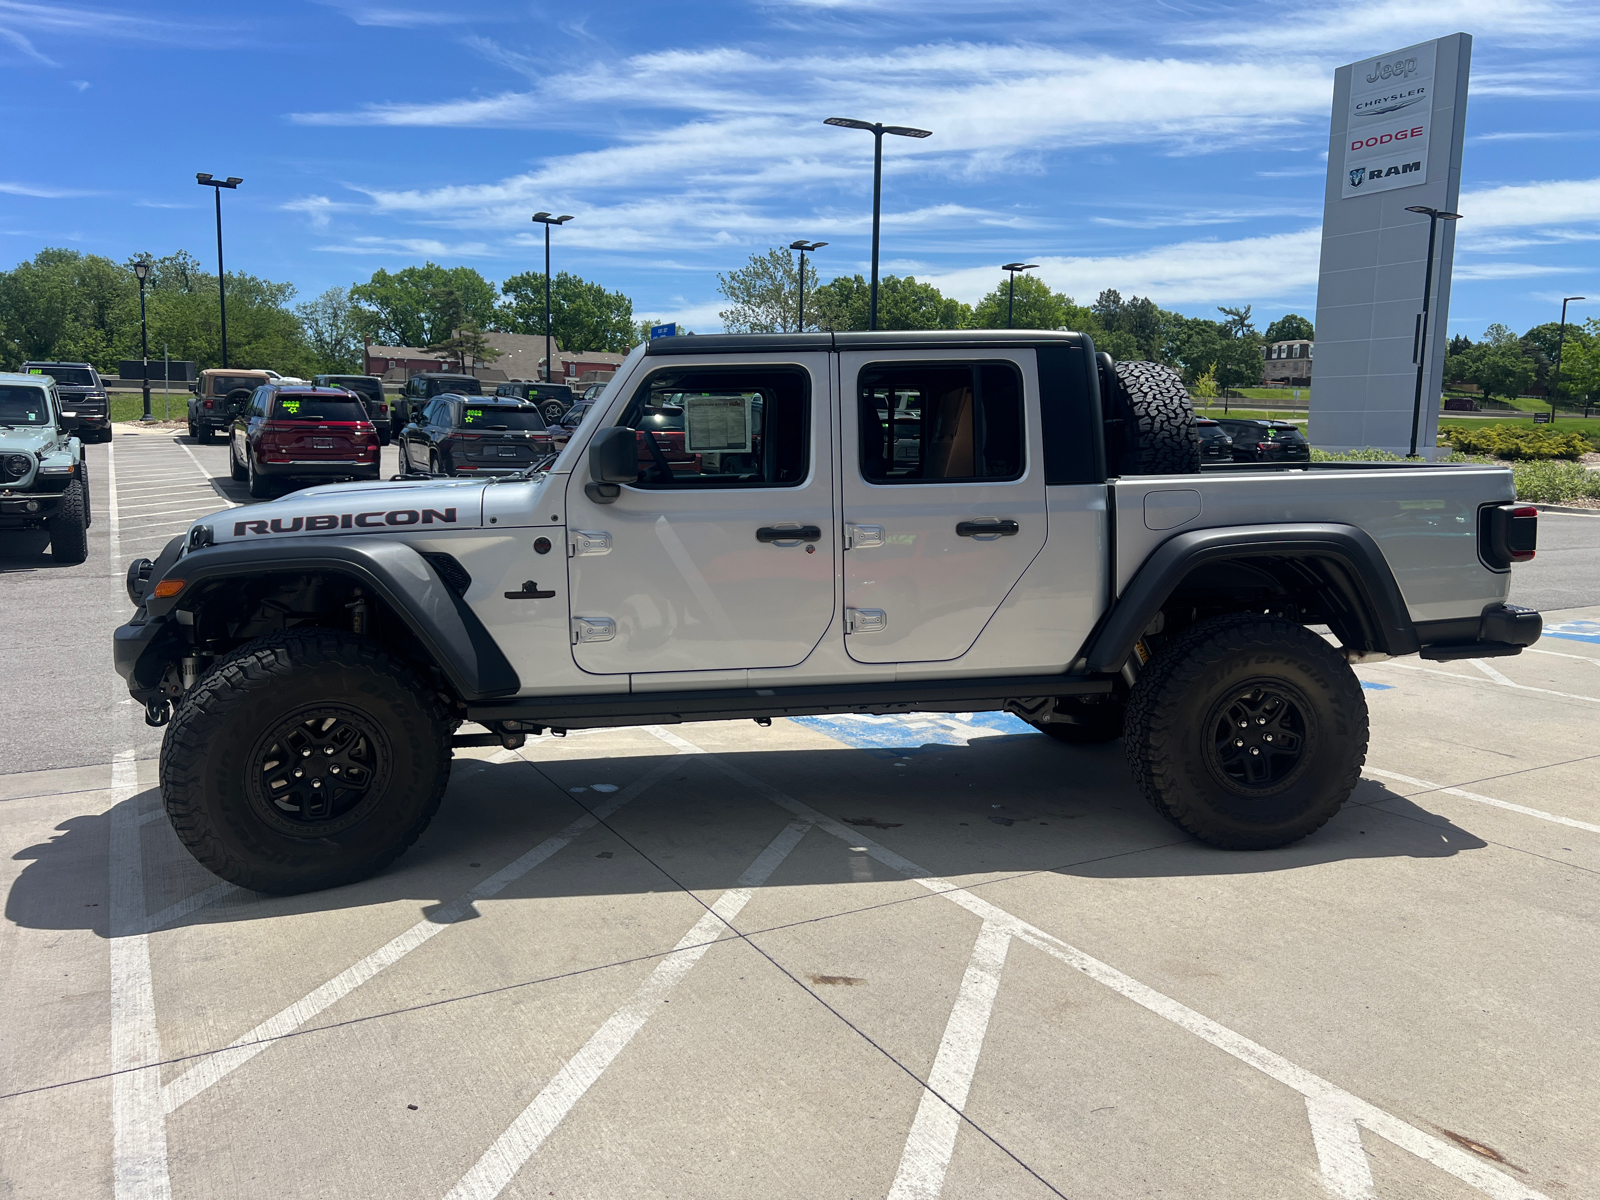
[228,385,381,497]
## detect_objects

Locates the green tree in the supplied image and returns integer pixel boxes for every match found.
[970,273,1087,330]
[1163,315,1225,384]
[1092,290,1168,362]
[349,263,497,348]
[498,271,636,352]
[1263,313,1314,343]
[810,274,971,332]
[1468,339,1537,402]
[716,247,819,333]
[0,248,134,369]
[296,286,363,374]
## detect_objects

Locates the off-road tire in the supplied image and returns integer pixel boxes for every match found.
[1124,615,1367,849]
[247,453,273,498]
[541,400,565,424]
[160,630,452,894]
[229,440,248,481]
[197,421,215,445]
[1031,697,1124,744]
[1115,360,1201,475]
[188,417,197,439]
[47,480,89,564]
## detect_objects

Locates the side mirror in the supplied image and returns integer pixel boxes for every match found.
[585,426,637,503]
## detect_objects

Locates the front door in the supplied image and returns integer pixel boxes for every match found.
[838,349,1047,664]
[564,354,836,676]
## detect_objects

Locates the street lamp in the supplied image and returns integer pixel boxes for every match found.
[1403,204,1463,457]
[132,259,153,421]
[823,117,932,331]
[1551,296,1587,423]
[789,239,827,331]
[196,174,242,368]
[1001,262,1039,329]
[531,212,574,382]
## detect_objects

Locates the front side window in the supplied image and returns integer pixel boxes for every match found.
[614,365,810,489]
[858,361,1024,484]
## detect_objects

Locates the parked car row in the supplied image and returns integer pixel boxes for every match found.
[226,384,381,498]
[1196,416,1312,463]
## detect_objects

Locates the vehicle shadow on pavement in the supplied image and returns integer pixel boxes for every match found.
[0,531,60,572]
[5,736,1489,940]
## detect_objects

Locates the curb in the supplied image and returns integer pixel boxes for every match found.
[1529,502,1600,517]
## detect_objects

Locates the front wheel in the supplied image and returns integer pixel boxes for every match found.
[48,480,89,564]
[159,630,452,893]
[229,440,248,481]
[247,453,273,498]
[1123,615,1368,849]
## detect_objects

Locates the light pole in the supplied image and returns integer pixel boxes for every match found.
[1001,262,1038,329]
[788,239,827,331]
[1550,295,1587,423]
[823,117,932,331]
[196,173,242,368]
[1404,204,1463,457]
[132,259,153,421]
[531,212,574,382]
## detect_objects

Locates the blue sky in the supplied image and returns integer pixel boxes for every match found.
[4,0,1598,337]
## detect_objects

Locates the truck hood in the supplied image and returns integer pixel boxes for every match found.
[0,425,54,455]
[189,474,552,546]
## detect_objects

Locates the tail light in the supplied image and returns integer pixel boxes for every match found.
[203,399,214,410]
[1480,503,1538,569]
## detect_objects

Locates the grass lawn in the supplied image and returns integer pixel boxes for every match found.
[110,393,188,423]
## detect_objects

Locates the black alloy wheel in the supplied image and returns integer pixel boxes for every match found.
[1204,683,1308,791]
[247,706,390,836]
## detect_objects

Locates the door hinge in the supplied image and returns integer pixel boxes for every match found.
[843,523,885,550]
[845,608,888,634]
[570,530,613,557]
[572,616,616,644]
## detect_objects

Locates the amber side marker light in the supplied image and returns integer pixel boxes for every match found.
[152,579,185,599]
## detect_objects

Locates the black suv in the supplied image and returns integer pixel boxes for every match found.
[397,395,554,477]
[312,374,392,445]
[392,372,482,439]
[496,379,574,423]
[21,362,110,442]
[1195,417,1233,462]
[1215,418,1310,463]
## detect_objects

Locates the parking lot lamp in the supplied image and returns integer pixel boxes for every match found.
[823,118,932,331]
[196,174,242,368]
[1551,296,1587,424]
[132,259,153,420]
[788,240,827,331]
[1403,205,1462,458]
[531,212,574,382]
[1001,262,1038,329]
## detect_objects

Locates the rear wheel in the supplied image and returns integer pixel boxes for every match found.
[159,630,452,894]
[197,421,215,445]
[1124,615,1366,849]
[48,480,89,564]
[188,415,197,439]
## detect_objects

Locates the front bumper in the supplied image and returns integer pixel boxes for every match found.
[0,493,63,526]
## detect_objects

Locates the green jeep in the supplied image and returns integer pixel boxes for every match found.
[0,372,90,564]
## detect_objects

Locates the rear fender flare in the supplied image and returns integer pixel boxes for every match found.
[1085,523,1420,673]
[143,537,519,699]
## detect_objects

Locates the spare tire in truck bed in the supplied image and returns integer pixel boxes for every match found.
[1100,355,1201,475]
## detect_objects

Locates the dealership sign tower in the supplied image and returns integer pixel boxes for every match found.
[1310,34,1471,456]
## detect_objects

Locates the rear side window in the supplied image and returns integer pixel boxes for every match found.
[460,405,548,431]
[1270,427,1307,443]
[614,366,810,489]
[858,361,1024,484]
[272,396,366,422]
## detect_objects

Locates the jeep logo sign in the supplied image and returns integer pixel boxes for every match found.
[1340,39,1437,200]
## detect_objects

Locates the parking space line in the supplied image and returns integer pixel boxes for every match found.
[441,818,813,1200]
[160,750,686,1116]
[144,883,239,935]
[1365,767,1600,836]
[108,748,172,1200]
[175,440,237,507]
[646,728,1549,1200]
[107,441,122,565]
[1525,647,1600,665]
[887,921,1011,1200]
[1378,660,1600,705]
[1306,1096,1377,1200]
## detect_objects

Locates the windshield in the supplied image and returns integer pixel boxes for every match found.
[523,385,571,400]
[428,378,482,396]
[321,377,381,399]
[461,405,548,431]
[1267,427,1307,443]
[272,396,367,422]
[27,366,94,387]
[0,386,51,424]
[211,375,263,395]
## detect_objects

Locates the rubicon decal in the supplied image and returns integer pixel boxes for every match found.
[232,507,457,536]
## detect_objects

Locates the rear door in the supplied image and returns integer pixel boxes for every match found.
[564,353,835,676]
[838,348,1047,664]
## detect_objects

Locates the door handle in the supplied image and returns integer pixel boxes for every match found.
[756,525,822,543]
[956,520,1019,538]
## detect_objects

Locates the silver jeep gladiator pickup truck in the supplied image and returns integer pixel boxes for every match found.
[114,331,1541,893]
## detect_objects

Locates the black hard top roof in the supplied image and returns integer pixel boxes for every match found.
[644,330,1092,356]
[21,360,94,367]
[414,371,478,379]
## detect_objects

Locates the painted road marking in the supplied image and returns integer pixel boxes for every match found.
[648,727,1549,1200]
[1365,767,1600,837]
[108,749,171,1200]
[441,819,814,1200]
[160,749,687,1115]
[789,710,1036,750]
[1378,660,1600,706]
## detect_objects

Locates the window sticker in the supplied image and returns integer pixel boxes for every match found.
[464,408,484,423]
[683,394,752,453]
[282,400,301,414]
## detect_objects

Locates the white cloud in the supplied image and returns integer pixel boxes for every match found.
[314,236,496,257]
[1451,262,1579,280]
[1458,177,1600,231]
[1177,0,1600,52]
[0,180,90,198]
[312,1,465,27]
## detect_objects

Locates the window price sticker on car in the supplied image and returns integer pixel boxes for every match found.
[683,394,752,452]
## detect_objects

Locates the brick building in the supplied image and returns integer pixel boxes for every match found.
[1262,339,1314,388]
[362,333,629,386]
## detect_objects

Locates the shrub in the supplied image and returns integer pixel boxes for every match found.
[1310,447,1409,462]
[1506,459,1600,504]
[1438,423,1590,460]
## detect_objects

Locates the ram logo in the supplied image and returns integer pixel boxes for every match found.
[1349,167,1366,188]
